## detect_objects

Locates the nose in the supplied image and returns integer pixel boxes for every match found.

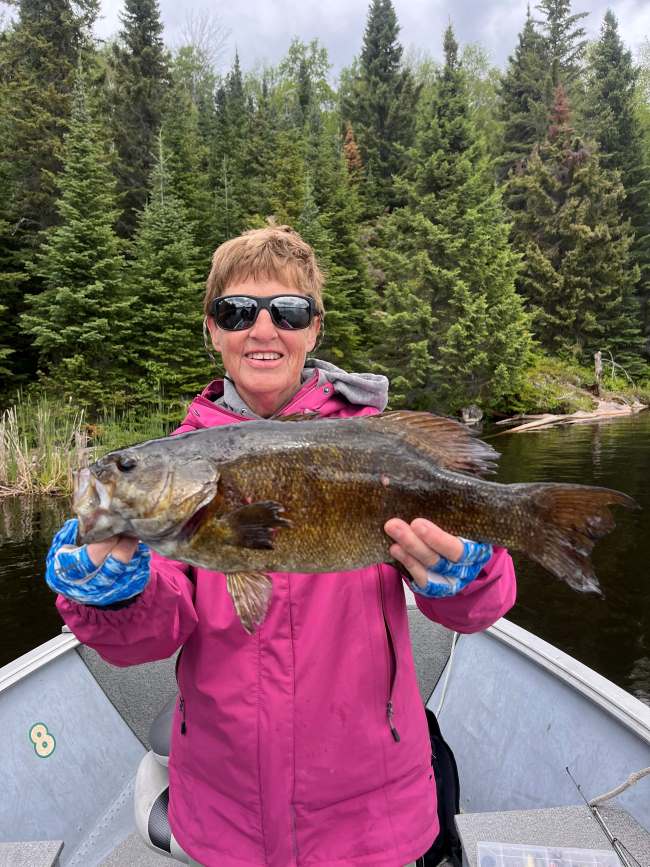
[249,308,278,339]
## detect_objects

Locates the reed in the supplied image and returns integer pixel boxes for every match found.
[0,394,171,497]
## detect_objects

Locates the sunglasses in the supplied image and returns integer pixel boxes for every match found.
[210,294,318,331]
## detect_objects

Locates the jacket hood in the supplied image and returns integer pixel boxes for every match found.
[180,360,389,431]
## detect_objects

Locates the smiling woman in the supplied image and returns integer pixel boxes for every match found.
[202,226,325,419]
[45,224,517,867]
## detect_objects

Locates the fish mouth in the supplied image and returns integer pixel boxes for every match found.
[73,468,120,542]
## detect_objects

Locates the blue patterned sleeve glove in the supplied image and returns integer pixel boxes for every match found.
[45,518,151,606]
[408,538,493,599]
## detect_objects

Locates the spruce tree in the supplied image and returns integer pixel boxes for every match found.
[0,303,14,380]
[582,11,650,349]
[20,71,128,406]
[369,27,531,412]
[109,0,170,236]
[341,0,418,215]
[508,86,643,369]
[497,7,550,182]
[212,53,254,240]
[535,0,588,91]
[0,0,98,388]
[300,115,379,368]
[127,139,207,400]
[163,51,217,270]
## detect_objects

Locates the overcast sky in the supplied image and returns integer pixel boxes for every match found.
[19,1,650,78]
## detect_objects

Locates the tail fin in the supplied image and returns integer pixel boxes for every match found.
[521,484,638,593]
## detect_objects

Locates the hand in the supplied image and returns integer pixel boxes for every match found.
[46,519,150,606]
[384,518,493,598]
[384,518,464,589]
[87,535,138,567]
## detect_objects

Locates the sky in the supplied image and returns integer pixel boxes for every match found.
[88,0,650,78]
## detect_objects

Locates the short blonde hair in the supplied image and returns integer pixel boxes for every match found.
[204,226,325,316]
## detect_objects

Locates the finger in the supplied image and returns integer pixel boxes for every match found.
[112,536,139,563]
[385,519,441,569]
[410,518,464,562]
[389,543,430,588]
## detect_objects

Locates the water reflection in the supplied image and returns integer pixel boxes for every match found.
[492,412,650,705]
[0,495,72,666]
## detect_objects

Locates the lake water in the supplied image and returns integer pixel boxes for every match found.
[0,413,648,703]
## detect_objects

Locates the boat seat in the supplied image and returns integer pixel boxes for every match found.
[0,840,63,866]
[133,697,194,863]
[149,694,176,767]
[455,804,650,867]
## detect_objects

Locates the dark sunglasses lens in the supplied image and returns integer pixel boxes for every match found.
[269,297,312,329]
[215,297,258,330]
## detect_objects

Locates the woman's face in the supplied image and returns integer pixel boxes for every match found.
[206,277,321,418]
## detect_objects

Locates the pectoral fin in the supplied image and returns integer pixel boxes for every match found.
[226,572,273,633]
[220,500,292,549]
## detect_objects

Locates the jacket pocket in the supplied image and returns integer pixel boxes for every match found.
[377,567,401,742]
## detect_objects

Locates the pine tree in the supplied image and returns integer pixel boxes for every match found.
[508,86,643,369]
[108,0,170,236]
[535,0,588,91]
[582,11,650,350]
[341,0,418,214]
[497,7,550,182]
[127,138,208,400]
[20,71,129,406]
[369,27,531,412]
[0,0,98,389]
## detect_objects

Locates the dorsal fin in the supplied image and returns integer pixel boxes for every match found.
[363,411,499,477]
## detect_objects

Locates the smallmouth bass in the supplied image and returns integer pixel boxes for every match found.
[73,411,638,632]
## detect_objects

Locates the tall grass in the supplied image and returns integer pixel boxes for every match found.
[0,394,171,496]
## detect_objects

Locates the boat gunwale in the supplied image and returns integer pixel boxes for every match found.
[0,628,79,693]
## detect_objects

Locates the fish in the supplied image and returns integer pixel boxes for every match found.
[73,411,639,633]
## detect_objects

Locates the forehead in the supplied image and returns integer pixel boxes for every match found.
[221,276,307,298]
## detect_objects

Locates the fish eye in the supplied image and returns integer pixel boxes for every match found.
[116,454,138,472]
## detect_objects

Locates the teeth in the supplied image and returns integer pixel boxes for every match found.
[247,352,281,360]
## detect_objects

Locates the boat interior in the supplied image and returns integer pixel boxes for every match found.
[1,593,649,867]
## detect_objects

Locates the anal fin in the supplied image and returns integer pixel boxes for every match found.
[226,572,273,633]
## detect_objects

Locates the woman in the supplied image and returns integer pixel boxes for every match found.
[46,226,516,866]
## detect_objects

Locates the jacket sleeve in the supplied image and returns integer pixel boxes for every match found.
[411,546,516,633]
[56,551,199,667]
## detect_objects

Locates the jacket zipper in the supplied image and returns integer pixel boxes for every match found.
[175,650,187,735]
[378,570,401,742]
[179,697,187,735]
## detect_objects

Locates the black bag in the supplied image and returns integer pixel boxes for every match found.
[418,707,462,867]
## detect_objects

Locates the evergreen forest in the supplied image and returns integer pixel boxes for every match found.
[3,0,650,418]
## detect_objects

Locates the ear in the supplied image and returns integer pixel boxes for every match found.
[307,315,321,353]
[205,316,223,353]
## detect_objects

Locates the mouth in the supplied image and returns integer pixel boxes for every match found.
[73,468,118,541]
[244,351,284,368]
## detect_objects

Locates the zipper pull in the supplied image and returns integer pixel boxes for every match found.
[179,697,187,735]
[387,701,400,742]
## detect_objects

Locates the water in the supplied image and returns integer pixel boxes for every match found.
[0,413,648,704]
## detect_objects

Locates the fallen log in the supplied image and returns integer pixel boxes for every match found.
[498,400,647,433]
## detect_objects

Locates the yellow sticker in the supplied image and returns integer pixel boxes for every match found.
[29,722,56,758]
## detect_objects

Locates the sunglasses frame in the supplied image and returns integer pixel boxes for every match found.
[209,294,318,331]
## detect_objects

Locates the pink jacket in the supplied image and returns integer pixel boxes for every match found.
[57,370,516,867]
